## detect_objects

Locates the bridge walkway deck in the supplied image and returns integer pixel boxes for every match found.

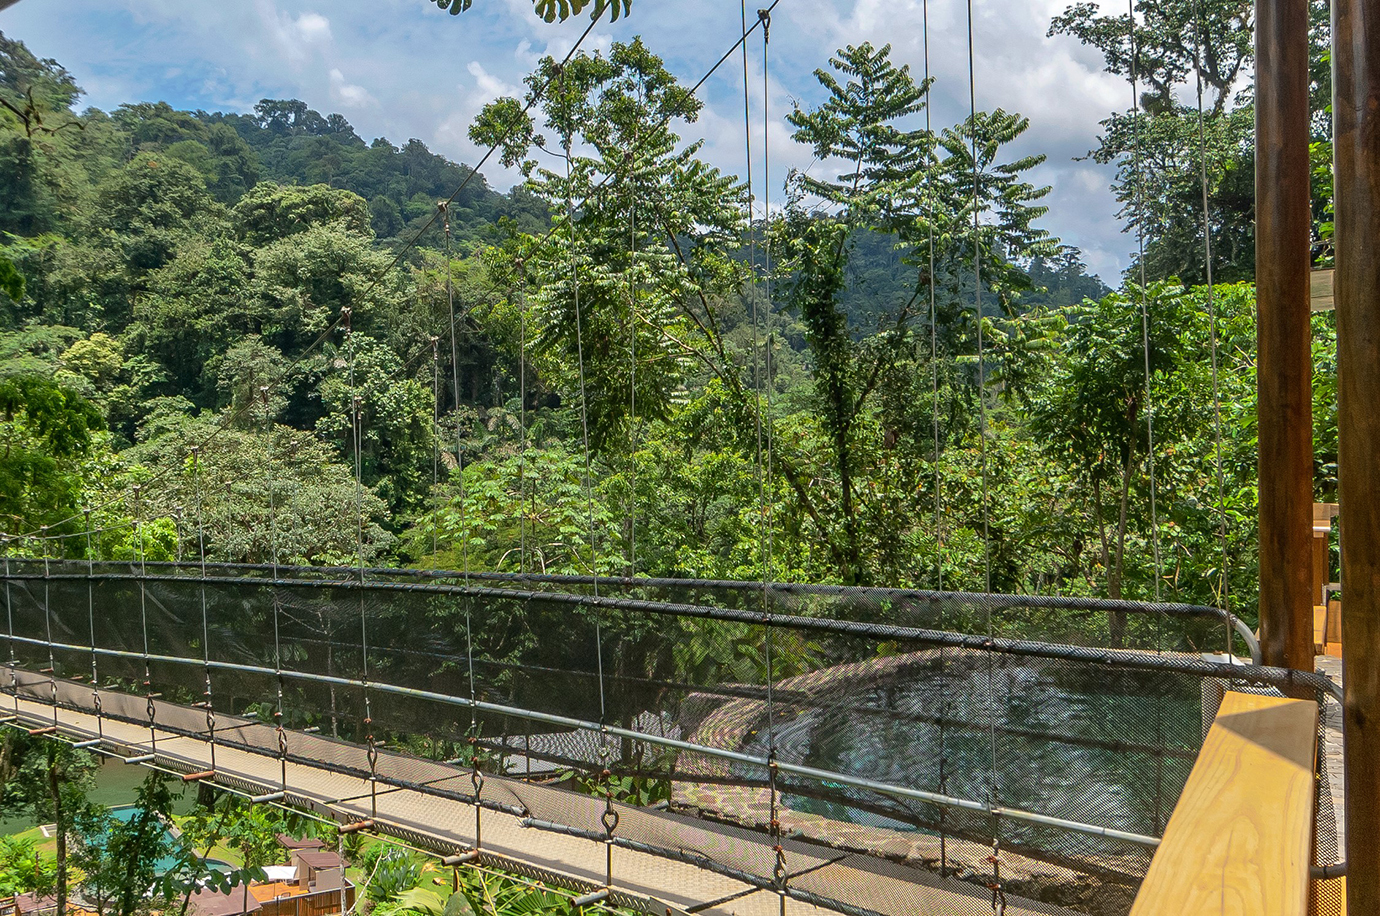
[2,668,1075,916]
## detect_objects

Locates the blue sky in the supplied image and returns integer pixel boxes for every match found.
[1,0,1134,280]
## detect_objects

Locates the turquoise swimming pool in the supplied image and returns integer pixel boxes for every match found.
[99,806,233,877]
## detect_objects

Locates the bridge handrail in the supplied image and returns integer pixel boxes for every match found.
[2,561,1268,667]
[2,630,1164,850]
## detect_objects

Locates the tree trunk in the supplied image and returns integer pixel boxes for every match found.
[836,420,861,585]
[1092,475,1111,589]
[47,746,68,916]
[1108,443,1137,647]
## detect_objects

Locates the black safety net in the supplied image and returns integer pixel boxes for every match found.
[0,560,1341,916]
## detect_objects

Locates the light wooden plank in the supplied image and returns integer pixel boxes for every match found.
[1315,606,1328,654]
[1130,691,1318,916]
[1311,269,1335,312]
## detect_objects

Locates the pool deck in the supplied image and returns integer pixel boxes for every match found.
[1317,653,1345,851]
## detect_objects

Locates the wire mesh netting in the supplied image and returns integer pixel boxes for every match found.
[0,560,1342,916]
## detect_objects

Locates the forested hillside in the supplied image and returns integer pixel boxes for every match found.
[0,24,1338,624]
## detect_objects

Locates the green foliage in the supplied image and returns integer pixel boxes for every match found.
[128,415,394,564]
[361,845,426,902]
[0,836,56,898]
[566,768,671,807]
[1049,0,1332,282]
[472,38,743,452]
[70,773,190,916]
[0,28,1338,630]
[1031,284,1188,604]
[0,736,99,916]
[0,252,23,302]
[0,373,103,537]
[429,0,630,22]
[231,183,371,247]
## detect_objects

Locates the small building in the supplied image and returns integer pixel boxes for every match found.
[4,894,58,916]
[187,886,262,916]
[187,849,354,916]
[274,834,326,856]
[251,850,354,916]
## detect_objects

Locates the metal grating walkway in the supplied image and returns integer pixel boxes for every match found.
[2,667,1076,916]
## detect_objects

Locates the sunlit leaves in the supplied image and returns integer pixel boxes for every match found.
[431,0,631,21]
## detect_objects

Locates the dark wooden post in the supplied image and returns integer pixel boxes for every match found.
[1334,0,1380,906]
[1255,0,1314,672]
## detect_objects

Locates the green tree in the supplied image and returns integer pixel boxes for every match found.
[471,38,745,452]
[0,836,56,898]
[780,43,1056,584]
[0,735,99,916]
[129,414,393,565]
[1030,284,1191,616]
[316,332,435,516]
[90,153,224,295]
[0,373,103,537]
[1049,0,1332,281]
[70,773,189,916]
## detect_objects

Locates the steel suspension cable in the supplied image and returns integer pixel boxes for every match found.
[921,0,951,877]
[41,532,56,728]
[966,0,1005,907]
[559,64,620,894]
[84,512,102,741]
[925,0,943,596]
[625,96,641,575]
[1127,0,1164,601]
[262,387,288,794]
[431,336,441,558]
[439,202,483,851]
[132,485,158,759]
[192,447,215,772]
[738,29,784,894]
[3,536,14,714]
[740,0,768,610]
[442,205,470,596]
[756,13,786,915]
[761,10,776,611]
[518,269,529,575]
[344,309,378,819]
[1191,0,1234,653]
[966,2,991,598]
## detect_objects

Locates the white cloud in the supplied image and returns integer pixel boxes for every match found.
[329,68,377,108]
[258,3,334,63]
[466,60,517,100]
[293,11,332,43]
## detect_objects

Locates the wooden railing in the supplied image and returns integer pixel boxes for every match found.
[1129,691,1318,916]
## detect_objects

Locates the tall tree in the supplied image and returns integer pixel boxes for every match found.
[782,43,1055,583]
[0,735,99,916]
[470,38,746,452]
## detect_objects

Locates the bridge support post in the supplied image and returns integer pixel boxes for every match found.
[1333,0,1380,908]
[1255,0,1314,673]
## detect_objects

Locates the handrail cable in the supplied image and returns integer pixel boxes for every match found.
[192,447,214,772]
[1127,0,1165,601]
[1191,0,1234,653]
